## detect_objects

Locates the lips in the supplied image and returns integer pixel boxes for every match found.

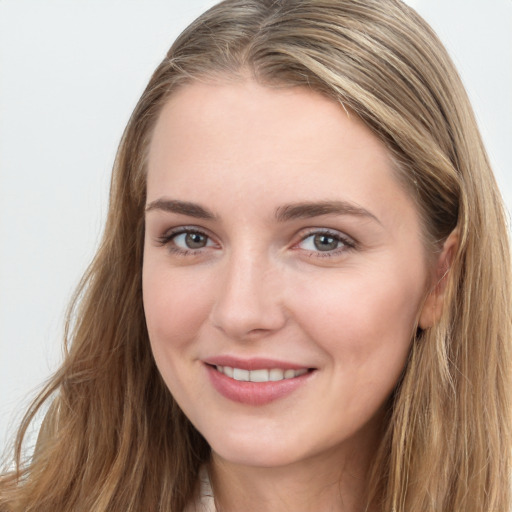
[204,357,315,405]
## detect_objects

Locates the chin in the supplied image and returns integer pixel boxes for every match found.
[206,428,310,468]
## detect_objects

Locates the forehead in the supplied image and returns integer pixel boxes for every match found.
[146,80,418,232]
[149,79,387,160]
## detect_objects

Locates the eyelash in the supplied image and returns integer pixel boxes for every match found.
[157,227,215,256]
[295,228,356,258]
[156,227,356,258]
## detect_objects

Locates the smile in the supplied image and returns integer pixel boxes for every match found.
[206,363,315,405]
[215,365,309,382]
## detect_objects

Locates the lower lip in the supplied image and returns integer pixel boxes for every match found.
[205,365,314,405]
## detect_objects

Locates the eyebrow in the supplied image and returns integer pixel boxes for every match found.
[275,200,380,224]
[145,198,216,220]
[145,198,380,224]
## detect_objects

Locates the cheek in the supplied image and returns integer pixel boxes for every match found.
[142,260,213,353]
[291,262,425,375]
[292,267,424,433]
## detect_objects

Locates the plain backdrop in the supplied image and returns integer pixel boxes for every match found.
[1,0,511,450]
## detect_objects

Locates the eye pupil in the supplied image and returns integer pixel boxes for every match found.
[185,232,207,249]
[313,234,339,251]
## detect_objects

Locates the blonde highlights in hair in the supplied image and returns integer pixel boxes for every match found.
[2,1,511,511]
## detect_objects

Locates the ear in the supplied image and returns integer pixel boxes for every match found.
[419,230,459,329]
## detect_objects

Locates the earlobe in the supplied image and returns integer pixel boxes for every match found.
[419,229,459,329]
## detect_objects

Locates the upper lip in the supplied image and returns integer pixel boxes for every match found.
[204,355,312,371]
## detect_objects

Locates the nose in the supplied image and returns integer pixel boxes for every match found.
[210,249,287,340]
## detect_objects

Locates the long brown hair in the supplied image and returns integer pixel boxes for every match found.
[2,1,511,510]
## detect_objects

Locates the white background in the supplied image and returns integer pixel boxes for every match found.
[1,0,511,449]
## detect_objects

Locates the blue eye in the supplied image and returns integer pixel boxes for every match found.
[298,231,354,254]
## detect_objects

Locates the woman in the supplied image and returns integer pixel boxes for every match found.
[1,0,510,511]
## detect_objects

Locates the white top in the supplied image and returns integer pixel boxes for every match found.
[183,467,216,512]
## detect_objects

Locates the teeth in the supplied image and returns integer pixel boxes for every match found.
[269,368,284,381]
[250,369,269,382]
[216,366,308,382]
[233,368,250,381]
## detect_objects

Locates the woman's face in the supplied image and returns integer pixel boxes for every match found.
[143,80,432,469]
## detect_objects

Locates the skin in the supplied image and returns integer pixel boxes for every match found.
[142,79,442,511]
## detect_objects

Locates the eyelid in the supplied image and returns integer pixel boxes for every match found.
[156,225,219,253]
[154,225,356,258]
[294,227,357,255]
